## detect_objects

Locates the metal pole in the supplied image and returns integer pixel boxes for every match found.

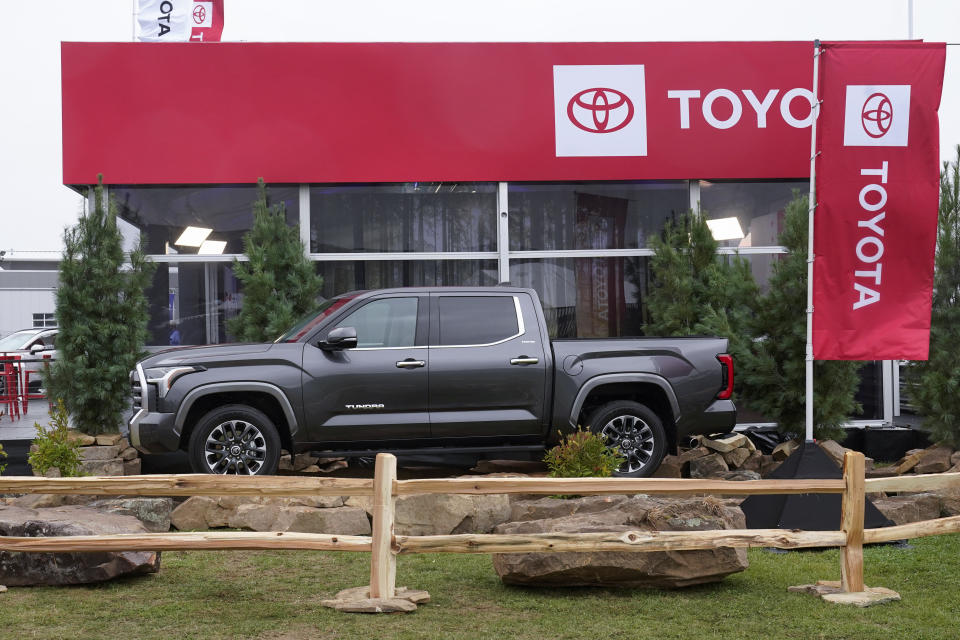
[908,0,914,39]
[805,40,822,443]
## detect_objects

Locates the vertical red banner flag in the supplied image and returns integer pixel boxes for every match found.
[813,42,946,360]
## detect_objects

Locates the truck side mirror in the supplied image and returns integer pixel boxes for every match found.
[321,327,358,351]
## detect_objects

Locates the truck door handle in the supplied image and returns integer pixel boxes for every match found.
[510,356,539,365]
[396,359,426,369]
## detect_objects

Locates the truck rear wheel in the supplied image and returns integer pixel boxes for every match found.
[188,404,282,475]
[586,400,667,478]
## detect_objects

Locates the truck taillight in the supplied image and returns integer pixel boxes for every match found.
[716,354,734,400]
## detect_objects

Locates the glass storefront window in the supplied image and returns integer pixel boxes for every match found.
[310,183,497,253]
[316,260,498,298]
[509,257,647,339]
[146,262,243,346]
[508,182,689,251]
[699,180,808,249]
[113,185,299,256]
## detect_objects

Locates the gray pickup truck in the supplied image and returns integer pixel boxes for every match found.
[129,287,735,477]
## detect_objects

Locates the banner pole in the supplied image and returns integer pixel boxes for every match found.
[805,40,822,443]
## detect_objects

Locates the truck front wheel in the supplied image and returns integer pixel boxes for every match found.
[586,401,667,478]
[188,404,282,475]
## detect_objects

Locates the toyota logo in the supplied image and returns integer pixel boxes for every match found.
[192,5,207,24]
[567,88,635,133]
[861,92,893,138]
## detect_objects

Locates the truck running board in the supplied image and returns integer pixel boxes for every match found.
[306,444,546,459]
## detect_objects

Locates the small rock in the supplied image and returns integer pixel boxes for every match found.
[760,455,782,477]
[702,433,755,453]
[951,451,960,467]
[66,431,96,446]
[80,445,121,461]
[739,450,763,473]
[652,455,682,478]
[120,447,139,461]
[299,465,322,473]
[914,446,953,475]
[866,466,898,479]
[689,453,729,478]
[0,585,6,593]
[772,440,799,461]
[94,433,125,447]
[278,455,294,472]
[80,458,124,476]
[722,447,751,469]
[895,450,925,475]
[123,459,142,475]
[292,453,319,471]
[676,446,710,465]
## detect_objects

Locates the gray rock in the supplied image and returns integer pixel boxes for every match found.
[719,470,761,481]
[914,446,953,475]
[509,495,629,523]
[79,458,124,476]
[347,492,511,535]
[689,453,729,478]
[79,445,121,461]
[0,505,161,586]
[274,506,371,535]
[123,459,142,475]
[94,434,126,447]
[871,493,942,525]
[492,495,747,588]
[88,498,173,532]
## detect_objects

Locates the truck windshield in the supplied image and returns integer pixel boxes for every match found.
[274,296,356,343]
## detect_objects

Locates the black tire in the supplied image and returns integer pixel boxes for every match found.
[188,404,282,475]
[585,400,667,478]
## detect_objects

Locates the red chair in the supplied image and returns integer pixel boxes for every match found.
[0,354,22,421]
[20,353,51,413]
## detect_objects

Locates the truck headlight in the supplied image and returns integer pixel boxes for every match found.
[143,366,200,398]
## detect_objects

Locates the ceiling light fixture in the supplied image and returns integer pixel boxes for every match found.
[706,217,745,241]
[174,226,213,247]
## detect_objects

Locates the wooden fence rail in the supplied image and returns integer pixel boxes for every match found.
[1,452,959,602]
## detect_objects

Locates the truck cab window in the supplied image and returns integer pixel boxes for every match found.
[437,296,519,346]
[335,297,418,348]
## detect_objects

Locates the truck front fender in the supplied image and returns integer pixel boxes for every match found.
[174,382,299,437]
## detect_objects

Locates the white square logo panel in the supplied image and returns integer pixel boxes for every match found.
[843,84,911,147]
[553,65,648,157]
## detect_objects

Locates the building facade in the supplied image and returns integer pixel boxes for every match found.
[59,40,898,426]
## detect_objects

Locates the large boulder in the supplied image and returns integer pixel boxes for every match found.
[171,495,349,532]
[87,498,173,533]
[0,505,161,586]
[871,493,942,525]
[346,493,511,535]
[492,495,748,588]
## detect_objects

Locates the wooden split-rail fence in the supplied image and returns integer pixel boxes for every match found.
[1,451,959,598]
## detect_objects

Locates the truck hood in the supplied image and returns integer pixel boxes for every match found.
[139,343,274,368]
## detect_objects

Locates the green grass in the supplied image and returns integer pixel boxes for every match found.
[2,535,959,639]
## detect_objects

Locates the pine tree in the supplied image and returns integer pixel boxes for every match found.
[910,145,960,447]
[739,193,861,441]
[228,179,323,342]
[645,210,758,384]
[49,176,155,435]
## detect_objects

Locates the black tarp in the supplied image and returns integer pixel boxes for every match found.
[741,440,893,531]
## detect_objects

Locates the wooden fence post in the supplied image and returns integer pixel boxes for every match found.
[840,450,865,592]
[369,453,397,599]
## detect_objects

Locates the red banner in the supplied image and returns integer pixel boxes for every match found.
[62,41,817,184]
[813,43,946,360]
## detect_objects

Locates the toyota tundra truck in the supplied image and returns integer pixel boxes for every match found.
[129,287,736,477]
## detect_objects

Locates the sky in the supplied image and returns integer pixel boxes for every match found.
[1,0,957,255]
